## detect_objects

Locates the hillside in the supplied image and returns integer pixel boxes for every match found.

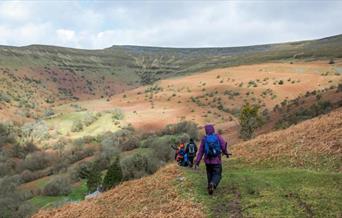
[46,60,342,143]
[32,164,204,218]
[33,109,342,217]
[233,107,342,171]
[1,34,342,122]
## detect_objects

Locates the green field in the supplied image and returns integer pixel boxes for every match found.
[29,180,87,209]
[183,159,342,217]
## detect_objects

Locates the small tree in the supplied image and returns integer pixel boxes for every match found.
[43,176,72,196]
[102,157,122,190]
[71,120,83,132]
[86,162,102,193]
[239,104,262,140]
[329,58,335,64]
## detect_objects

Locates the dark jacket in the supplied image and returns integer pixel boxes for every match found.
[185,142,197,156]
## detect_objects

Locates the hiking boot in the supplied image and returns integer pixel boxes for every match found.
[208,183,214,195]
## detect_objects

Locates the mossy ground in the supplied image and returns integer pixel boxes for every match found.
[183,159,342,217]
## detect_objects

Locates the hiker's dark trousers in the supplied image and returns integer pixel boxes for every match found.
[205,164,222,188]
[188,155,195,167]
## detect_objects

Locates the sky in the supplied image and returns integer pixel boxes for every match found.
[0,0,341,49]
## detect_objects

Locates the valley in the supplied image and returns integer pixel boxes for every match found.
[0,35,341,218]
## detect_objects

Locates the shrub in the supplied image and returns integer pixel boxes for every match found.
[111,108,124,120]
[160,121,198,140]
[0,160,16,177]
[83,112,97,126]
[239,104,263,140]
[0,123,16,147]
[71,120,83,132]
[22,151,50,171]
[100,128,139,151]
[68,161,92,182]
[44,109,55,117]
[337,83,342,92]
[43,176,72,196]
[147,135,181,163]
[102,157,122,190]
[329,58,335,64]
[86,163,102,193]
[0,176,34,218]
[275,101,333,129]
[120,153,159,180]
[0,93,11,103]
[278,80,284,85]
[21,120,49,142]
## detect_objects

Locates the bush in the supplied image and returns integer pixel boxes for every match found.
[160,121,198,140]
[337,83,342,92]
[43,176,72,196]
[239,104,263,140]
[120,153,159,180]
[83,112,97,126]
[68,161,93,182]
[44,109,55,117]
[275,101,333,129]
[111,108,124,121]
[71,120,83,132]
[329,58,335,64]
[100,128,139,151]
[148,135,178,163]
[22,151,50,171]
[0,176,34,218]
[86,163,102,193]
[21,121,49,142]
[0,93,11,103]
[102,157,122,190]
[0,123,16,147]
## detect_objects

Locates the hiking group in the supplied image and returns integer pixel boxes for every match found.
[173,124,231,195]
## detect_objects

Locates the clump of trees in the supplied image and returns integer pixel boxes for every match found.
[102,157,122,190]
[43,176,72,196]
[0,176,34,218]
[239,104,263,140]
[275,101,333,129]
[86,162,103,193]
[0,119,200,215]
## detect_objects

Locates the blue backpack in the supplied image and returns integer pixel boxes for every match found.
[204,134,221,158]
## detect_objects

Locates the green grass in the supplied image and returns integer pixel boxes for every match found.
[183,159,342,217]
[46,112,120,138]
[29,180,88,209]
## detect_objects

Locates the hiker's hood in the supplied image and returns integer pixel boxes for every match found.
[204,124,215,135]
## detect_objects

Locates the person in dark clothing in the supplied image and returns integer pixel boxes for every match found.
[195,124,230,195]
[185,138,197,167]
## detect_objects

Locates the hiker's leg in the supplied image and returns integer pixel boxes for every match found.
[189,156,194,167]
[205,164,213,187]
[211,164,222,188]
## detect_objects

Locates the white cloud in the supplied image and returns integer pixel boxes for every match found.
[0,1,31,21]
[57,29,76,41]
[0,1,341,49]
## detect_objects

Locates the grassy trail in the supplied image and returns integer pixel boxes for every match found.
[183,159,342,217]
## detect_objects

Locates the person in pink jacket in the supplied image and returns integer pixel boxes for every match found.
[195,124,231,195]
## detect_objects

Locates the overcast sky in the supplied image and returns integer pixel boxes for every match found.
[0,1,341,49]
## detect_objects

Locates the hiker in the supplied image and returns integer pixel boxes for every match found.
[194,124,231,195]
[175,143,188,167]
[185,138,197,167]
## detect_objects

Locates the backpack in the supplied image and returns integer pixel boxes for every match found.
[178,148,186,156]
[188,143,196,156]
[204,134,221,158]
